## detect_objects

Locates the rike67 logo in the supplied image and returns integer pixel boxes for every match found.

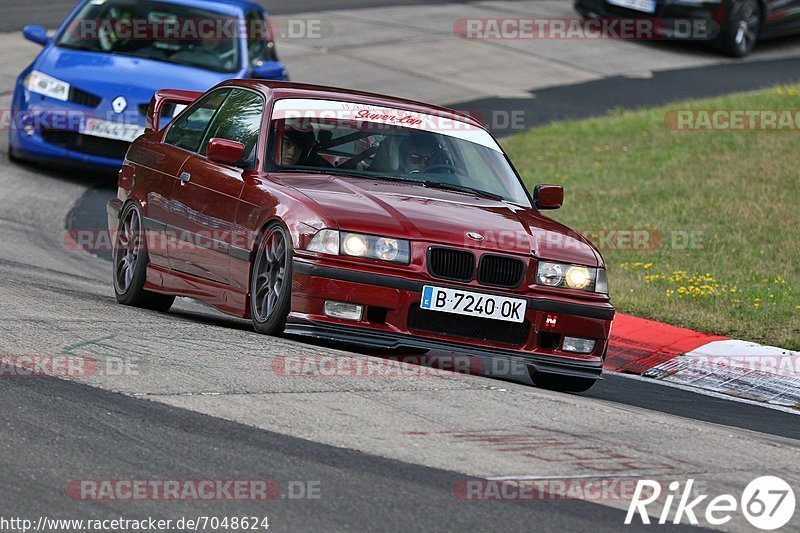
[626,476,796,530]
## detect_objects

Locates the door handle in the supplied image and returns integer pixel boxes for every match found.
[179,172,191,184]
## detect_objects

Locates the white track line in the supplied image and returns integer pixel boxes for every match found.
[608,371,800,415]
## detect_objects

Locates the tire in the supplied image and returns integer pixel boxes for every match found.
[8,146,22,163]
[532,372,597,393]
[717,0,760,57]
[250,222,293,335]
[112,203,175,312]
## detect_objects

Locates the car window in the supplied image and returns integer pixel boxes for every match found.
[246,10,278,65]
[164,89,231,152]
[201,89,265,165]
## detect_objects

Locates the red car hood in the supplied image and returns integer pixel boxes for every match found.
[278,174,602,267]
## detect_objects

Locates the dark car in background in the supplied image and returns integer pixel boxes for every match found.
[575,0,800,56]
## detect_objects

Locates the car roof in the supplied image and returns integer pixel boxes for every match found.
[143,0,266,17]
[217,80,486,130]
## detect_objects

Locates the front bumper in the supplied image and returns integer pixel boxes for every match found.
[288,258,614,380]
[9,86,132,171]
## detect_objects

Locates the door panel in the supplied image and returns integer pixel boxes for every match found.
[166,88,265,285]
[127,138,188,267]
[169,157,244,284]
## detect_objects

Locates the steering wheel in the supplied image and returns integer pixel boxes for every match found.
[410,164,465,176]
[98,13,134,52]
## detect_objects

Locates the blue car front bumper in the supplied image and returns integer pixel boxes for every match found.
[9,84,135,171]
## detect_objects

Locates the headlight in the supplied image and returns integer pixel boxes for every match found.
[24,70,70,101]
[536,261,607,294]
[308,229,410,264]
[374,238,400,262]
[342,233,367,256]
[307,229,339,254]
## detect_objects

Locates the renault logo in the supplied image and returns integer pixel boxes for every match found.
[467,232,484,241]
[112,96,128,114]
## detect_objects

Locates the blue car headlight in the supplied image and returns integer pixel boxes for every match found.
[24,70,70,102]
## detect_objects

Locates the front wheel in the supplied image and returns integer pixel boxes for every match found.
[717,0,760,57]
[532,372,597,393]
[250,223,292,335]
[112,203,175,312]
[8,146,22,163]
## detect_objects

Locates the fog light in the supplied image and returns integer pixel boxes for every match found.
[324,301,363,321]
[23,125,35,136]
[562,337,596,354]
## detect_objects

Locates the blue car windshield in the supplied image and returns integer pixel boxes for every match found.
[55,0,241,73]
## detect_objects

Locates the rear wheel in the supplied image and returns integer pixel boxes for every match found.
[250,223,292,335]
[112,203,175,312]
[532,372,597,393]
[717,0,760,57]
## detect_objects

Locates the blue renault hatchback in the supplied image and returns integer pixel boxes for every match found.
[10,0,289,170]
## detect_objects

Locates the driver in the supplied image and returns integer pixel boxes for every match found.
[399,134,439,173]
[280,131,307,166]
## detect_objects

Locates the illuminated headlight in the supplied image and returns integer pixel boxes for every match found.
[343,233,367,256]
[24,70,70,102]
[562,337,597,354]
[537,261,608,294]
[308,229,410,264]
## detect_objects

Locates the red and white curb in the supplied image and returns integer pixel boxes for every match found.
[606,314,800,409]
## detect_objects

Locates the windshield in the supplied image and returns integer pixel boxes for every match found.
[268,99,531,206]
[56,0,241,73]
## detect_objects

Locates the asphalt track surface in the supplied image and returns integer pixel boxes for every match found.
[2,1,800,531]
[451,56,800,136]
[3,375,708,532]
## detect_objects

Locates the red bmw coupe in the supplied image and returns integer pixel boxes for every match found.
[108,80,614,392]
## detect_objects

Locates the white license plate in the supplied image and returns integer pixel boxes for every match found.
[80,118,144,143]
[420,286,526,323]
[607,0,656,12]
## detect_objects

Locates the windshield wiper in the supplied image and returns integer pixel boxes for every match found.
[56,42,100,53]
[418,181,504,201]
[281,168,505,200]
[352,174,503,200]
[282,167,373,180]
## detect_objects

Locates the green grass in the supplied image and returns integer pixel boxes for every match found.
[503,85,800,350]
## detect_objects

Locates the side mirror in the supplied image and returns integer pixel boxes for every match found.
[23,25,49,46]
[534,184,564,210]
[250,61,288,80]
[207,138,245,166]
